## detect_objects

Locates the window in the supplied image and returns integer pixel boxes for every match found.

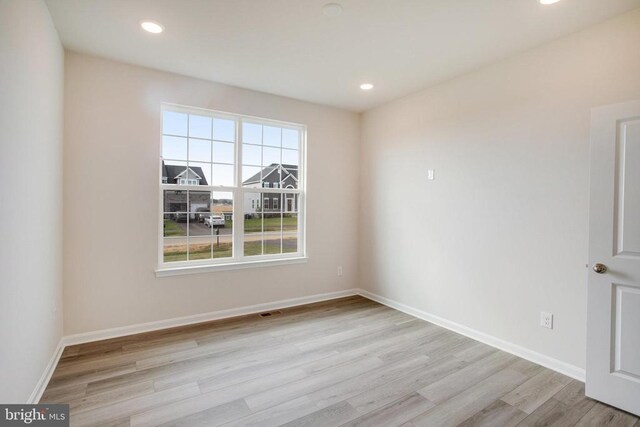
[179,178,199,185]
[160,105,305,270]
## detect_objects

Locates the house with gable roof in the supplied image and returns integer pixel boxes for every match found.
[162,161,210,214]
[243,163,298,215]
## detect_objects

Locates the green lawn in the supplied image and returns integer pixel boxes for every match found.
[164,216,297,236]
[164,242,232,262]
[243,216,298,232]
[163,238,297,262]
[163,219,186,237]
[244,240,297,255]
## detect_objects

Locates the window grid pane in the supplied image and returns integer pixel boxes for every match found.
[162,107,303,266]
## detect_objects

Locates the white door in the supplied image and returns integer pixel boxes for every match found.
[586,100,640,416]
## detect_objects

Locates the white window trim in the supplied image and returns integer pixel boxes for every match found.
[157,103,307,276]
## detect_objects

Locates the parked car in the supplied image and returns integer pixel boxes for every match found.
[195,207,210,223]
[205,214,225,228]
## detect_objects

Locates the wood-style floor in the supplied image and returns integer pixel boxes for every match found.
[42,296,639,427]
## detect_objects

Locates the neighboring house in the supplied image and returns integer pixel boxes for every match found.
[162,162,208,186]
[162,161,210,213]
[243,163,298,215]
[162,161,298,217]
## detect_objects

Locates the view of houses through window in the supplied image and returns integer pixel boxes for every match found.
[160,106,304,265]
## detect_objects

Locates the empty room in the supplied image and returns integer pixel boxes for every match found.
[2,0,640,425]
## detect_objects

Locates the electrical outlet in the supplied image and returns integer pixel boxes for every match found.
[540,312,553,329]
[427,169,435,180]
[337,266,343,277]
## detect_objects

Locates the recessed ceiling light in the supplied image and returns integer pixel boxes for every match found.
[360,83,374,91]
[140,21,164,34]
[539,0,561,4]
[322,3,343,17]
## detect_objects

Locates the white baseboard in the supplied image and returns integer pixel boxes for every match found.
[62,289,358,346]
[32,286,585,402]
[355,288,586,381]
[32,289,357,402]
[28,338,65,404]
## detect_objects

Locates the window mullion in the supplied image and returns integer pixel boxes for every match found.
[211,117,215,259]
[186,114,190,261]
[235,119,243,261]
[279,131,283,254]
[260,125,265,256]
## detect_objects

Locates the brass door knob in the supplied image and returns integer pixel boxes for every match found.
[593,263,608,274]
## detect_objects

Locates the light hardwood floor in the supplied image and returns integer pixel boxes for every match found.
[42,296,639,427]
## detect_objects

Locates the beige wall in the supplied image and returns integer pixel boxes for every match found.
[359,9,640,370]
[0,0,64,402]
[63,52,360,335]
[10,1,637,396]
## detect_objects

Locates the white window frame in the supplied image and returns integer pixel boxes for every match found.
[157,103,307,276]
[273,198,279,210]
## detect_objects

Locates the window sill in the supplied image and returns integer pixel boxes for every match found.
[155,256,308,278]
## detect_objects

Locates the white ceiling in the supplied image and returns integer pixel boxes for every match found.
[46,0,640,112]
